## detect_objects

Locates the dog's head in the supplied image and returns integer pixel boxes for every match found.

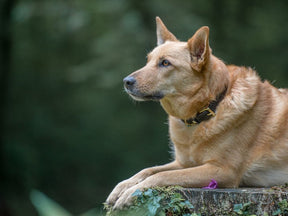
[123,17,228,118]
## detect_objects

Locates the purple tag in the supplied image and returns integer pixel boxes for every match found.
[202,179,218,189]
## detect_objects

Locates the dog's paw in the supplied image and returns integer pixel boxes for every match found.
[106,179,135,205]
[112,187,138,210]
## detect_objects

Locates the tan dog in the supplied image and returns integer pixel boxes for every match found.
[106,17,288,209]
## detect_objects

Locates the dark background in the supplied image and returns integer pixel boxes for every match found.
[1,0,288,215]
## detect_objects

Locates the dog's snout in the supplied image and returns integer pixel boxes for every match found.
[123,76,136,88]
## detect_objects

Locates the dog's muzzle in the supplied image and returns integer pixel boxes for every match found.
[123,76,164,101]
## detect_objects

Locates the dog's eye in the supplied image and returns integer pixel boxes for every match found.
[160,59,171,67]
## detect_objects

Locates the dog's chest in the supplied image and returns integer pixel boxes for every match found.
[169,116,220,167]
[174,144,198,167]
[170,120,207,167]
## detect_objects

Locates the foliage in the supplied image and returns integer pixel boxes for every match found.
[30,190,72,216]
[232,202,256,216]
[1,0,288,215]
[105,186,197,216]
[30,189,103,216]
[272,199,288,216]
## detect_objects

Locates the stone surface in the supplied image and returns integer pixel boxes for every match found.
[179,187,288,215]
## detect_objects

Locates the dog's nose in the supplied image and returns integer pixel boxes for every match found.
[123,76,136,88]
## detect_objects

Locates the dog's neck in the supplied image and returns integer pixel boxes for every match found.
[160,86,227,126]
[160,90,210,120]
[181,86,227,126]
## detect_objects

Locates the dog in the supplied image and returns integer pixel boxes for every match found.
[106,17,288,209]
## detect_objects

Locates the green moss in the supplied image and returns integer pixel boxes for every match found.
[272,199,288,216]
[105,186,197,216]
[232,202,257,216]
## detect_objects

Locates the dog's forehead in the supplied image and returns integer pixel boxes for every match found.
[148,41,188,60]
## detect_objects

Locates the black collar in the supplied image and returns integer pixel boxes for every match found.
[181,87,227,126]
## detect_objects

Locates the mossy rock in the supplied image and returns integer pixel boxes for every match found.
[105,184,288,216]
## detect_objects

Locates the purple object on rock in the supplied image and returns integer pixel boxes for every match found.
[202,179,218,189]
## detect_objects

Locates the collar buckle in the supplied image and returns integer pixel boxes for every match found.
[183,119,198,126]
[200,107,216,116]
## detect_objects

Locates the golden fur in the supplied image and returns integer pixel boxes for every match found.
[106,17,288,209]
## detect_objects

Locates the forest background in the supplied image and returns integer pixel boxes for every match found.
[1,0,288,215]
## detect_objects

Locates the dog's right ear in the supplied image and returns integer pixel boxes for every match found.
[188,26,210,72]
[156,17,178,46]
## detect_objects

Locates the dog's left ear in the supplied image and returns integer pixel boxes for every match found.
[188,26,210,72]
[156,17,178,46]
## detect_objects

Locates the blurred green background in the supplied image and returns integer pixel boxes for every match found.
[1,0,288,215]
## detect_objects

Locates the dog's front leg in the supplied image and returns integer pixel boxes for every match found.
[106,160,182,205]
[113,163,238,209]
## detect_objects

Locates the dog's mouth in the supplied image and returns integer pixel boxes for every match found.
[124,88,164,101]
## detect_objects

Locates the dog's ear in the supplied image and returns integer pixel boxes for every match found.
[156,17,178,46]
[188,26,210,72]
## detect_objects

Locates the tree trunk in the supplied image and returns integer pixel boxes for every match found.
[0,0,15,184]
[0,1,15,215]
